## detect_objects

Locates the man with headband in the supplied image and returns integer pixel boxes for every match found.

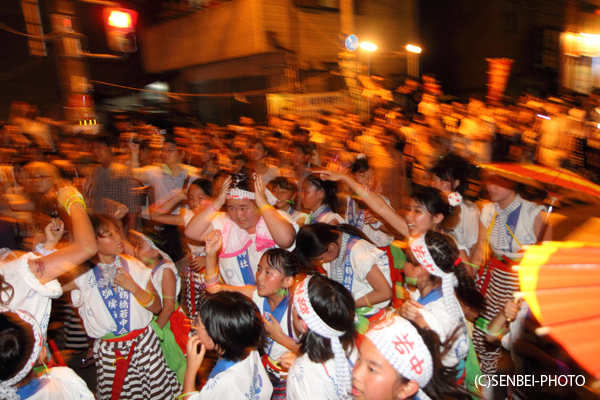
[0,310,93,400]
[185,173,297,288]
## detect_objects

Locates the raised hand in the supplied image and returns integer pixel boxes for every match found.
[254,174,268,208]
[113,204,129,220]
[186,335,206,372]
[44,218,65,245]
[262,312,284,341]
[114,268,140,294]
[313,169,347,182]
[400,299,423,321]
[213,175,231,209]
[203,230,223,257]
[504,300,520,322]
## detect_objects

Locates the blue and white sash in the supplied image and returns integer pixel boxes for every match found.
[237,249,256,285]
[263,297,291,356]
[307,206,332,224]
[332,236,361,291]
[346,197,365,230]
[93,258,132,336]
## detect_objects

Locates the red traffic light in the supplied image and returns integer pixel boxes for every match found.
[104,8,137,31]
[104,7,138,52]
[108,10,132,29]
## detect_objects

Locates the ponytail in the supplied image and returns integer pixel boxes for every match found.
[414,322,473,400]
[425,231,485,314]
[304,174,341,214]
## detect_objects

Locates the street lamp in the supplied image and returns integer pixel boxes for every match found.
[405,44,421,77]
[360,42,377,121]
[406,44,422,54]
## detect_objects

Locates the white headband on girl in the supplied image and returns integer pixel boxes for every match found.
[365,316,433,400]
[0,310,44,400]
[131,231,173,264]
[409,234,463,326]
[293,275,351,399]
[226,188,278,205]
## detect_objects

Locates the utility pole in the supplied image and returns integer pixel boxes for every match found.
[338,0,364,119]
[51,0,99,132]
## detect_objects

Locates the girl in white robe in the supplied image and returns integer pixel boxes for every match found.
[302,174,345,225]
[71,216,181,400]
[286,274,357,400]
[0,309,94,400]
[181,291,272,400]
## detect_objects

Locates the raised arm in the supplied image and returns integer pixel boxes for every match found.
[150,190,187,226]
[28,186,98,284]
[255,175,295,249]
[203,230,254,296]
[315,169,409,237]
[184,176,230,241]
[128,142,151,183]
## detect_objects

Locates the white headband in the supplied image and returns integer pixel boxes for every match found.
[131,231,173,264]
[365,316,433,400]
[0,310,44,400]
[409,234,463,326]
[226,188,278,206]
[293,276,351,398]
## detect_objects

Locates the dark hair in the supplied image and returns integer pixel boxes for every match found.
[291,141,312,156]
[294,223,373,266]
[162,135,179,147]
[392,321,472,400]
[430,153,471,195]
[297,274,355,362]
[263,248,315,277]
[213,169,232,184]
[249,139,269,158]
[233,154,248,164]
[304,174,341,213]
[231,172,254,193]
[423,231,484,315]
[189,178,213,197]
[90,215,118,238]
[351,157,370,174]
[197,291,266,361]
[0,312,34,381]
[411,187,457,231]
[93,132,118,149]
[270,176,296,193]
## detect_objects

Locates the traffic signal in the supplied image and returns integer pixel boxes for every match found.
[103,8,138,53]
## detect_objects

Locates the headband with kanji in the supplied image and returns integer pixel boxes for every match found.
[409,233,464,326]
[365,316,433,399]
[0,310,44,400]
[293,275,351,398]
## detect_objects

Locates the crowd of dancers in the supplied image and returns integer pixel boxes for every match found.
[0,88,594,400]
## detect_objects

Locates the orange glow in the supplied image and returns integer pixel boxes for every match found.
[406,44,422,53]
[108,10,132,29]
